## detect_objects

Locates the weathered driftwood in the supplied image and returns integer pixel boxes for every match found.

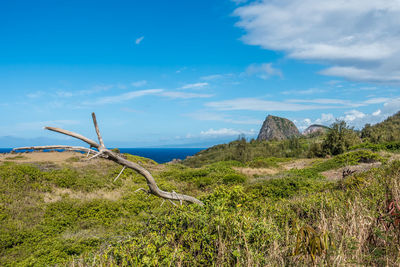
[13,113,203,206]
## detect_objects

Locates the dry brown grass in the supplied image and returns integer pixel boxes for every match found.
[43,187,123,203]
[233,167,279,177]
[281,158,318,170]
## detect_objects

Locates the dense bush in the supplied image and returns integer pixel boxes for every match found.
[322,121,361,155]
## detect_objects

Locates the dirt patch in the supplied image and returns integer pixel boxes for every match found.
[322,162,382,181]
[0,151,83,163]
[0,151,116,168]
[43,187,123,203]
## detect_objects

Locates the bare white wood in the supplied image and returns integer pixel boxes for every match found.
[113,166,126,182]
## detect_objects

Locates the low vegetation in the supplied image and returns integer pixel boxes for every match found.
[2,113,400,266]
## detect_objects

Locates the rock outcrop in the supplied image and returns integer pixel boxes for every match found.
[303,124,329,136]
[257,115,300,141]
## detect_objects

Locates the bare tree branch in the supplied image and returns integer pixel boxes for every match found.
[114,166,126,182]
[13,113,204,206]
[45,127,99,149]
[91,113,105,149]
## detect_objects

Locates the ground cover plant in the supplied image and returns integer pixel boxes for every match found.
[1,145,400,266]
[2,114,400,266]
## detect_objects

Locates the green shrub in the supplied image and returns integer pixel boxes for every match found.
[222,173,246,184]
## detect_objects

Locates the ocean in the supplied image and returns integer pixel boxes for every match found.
[0,148,205,163]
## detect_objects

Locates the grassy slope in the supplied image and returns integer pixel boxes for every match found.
[1,149,400,266]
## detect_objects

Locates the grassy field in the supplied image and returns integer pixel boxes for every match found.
[1,148,400,266]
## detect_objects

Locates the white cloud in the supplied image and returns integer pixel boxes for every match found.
[175,67,187,74]
[27,91,44,98]
[372,109,381,116]
[363,97,390,104]
[320,66,400,83]
[56,91,73,98]
[342,110,366,121]
[135,36,144,45]
[298,97,400,130]
[160,91,213,99]
[86,89,213,105]
[131,80,147,87]
[180,82,209,90]
[245,63,282,79]
[90,89,163,105]
[315,113,336,125]
[206,95,394,112]
[200,73,234,81]
[200,128,255,137]
[304,118,312,125]
[282,88,326,95]
[206,98,344,112]
[287,98,361,107]
[234,0,400,83]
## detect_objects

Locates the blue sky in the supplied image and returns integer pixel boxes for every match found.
[1,0,400,147]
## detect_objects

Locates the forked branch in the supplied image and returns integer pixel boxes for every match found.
[13,113,203,206]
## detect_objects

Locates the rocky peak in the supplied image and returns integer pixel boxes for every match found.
[257,115,300,141]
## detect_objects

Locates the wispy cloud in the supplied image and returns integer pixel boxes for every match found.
[26,91,44,98]
[286,98,361,107]
[161,91,213,99]
[363,97,390,104]
[288,97,391,107]
[175,67,187,74]
[87,89,213,105]
[89,89,163,105]
[200,128,255,137]
[206,98,339,111]
[200,74,233,81]
[135,36,144,45]
[282,88,326,95]
[245,63,282,79]
[180,82,209,90]
[234,0,400,83]
[131,80,147,87]
[320,66,400,83]
[55,84,115,99]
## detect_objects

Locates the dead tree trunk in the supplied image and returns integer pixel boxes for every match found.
[13,113,203,206]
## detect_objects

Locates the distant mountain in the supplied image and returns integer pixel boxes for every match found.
[303,124,329,136]
[257,115,300,141]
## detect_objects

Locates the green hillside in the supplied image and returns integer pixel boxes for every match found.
[1,147,400,266]
[362,111,400,143]
[2,113,400,266]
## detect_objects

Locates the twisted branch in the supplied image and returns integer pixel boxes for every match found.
[12,112,203,206]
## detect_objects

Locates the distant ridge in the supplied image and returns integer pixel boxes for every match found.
[257,115,300,141]
[361,111,400,142]
[303,124,329,136]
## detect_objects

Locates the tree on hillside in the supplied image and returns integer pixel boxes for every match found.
[322,120,360,155]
